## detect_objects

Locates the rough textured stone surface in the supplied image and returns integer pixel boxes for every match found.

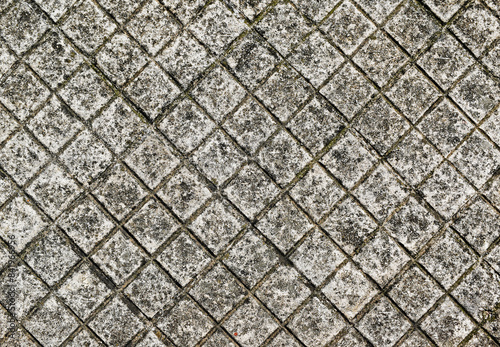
[1,0,499,346]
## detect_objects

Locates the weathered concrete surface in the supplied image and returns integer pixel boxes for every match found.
[0,0,500,346]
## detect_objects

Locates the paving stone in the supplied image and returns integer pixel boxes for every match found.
[385,196,441,255]
[399,331,433,347]
[28,96,83,154]
[190,263,246,321]
[192,129,246,185]
[450,66,500,123]
[1,1,497,344]
[484,41,500,77]
[257,196,313,254]
[224,97,277,155]
[387,130,442,186]
[419,229,475,289]
[321,62,377,120]
[321,0,376,55]
[24,295,79,346]
[0,177,15,209]
[0,196,48,253]
[385,0,440,56]
[420,162,475,219]
[418,98,474,156]
[353,232,410,286]
[289,31,343,88]
[0,64,50,122]
[451,130,500,187]
[0,1,49,55]
[97,0,142,24]
[61,129,113,185]
[58,196,114,253]
[321,131,377,189]
[125,198,179,254]
[0,41,16,79]
[422,0,467,22]
[386,66,440,123]
[125,133,180,189]
[125,62,181,121]
[322,196,377,254]
[224,163,279,219]
[292,0,339,22]
[0,107,18,145]
[451,1,500,57]
[323,261,378,320]
[190,197,245,254]
[57,262,111,319]
[124,263,178,318]
[0,262,49,319]
[59,64,114,120]
[223,229,279,287]
[454,198,500,254]
[267,330,301,347]
[354,96,410,155]
[62,0,117,54]
[159,97,215,154]
[388,266,443,320]
[34,0,77,22]
[93,98,148,155]
[356,0,402,24]
[485,243,500,276]
[158,165,213,221]
[421,297,475,346]
[453,262,500,321]
[255,1,312,55]
[203,329,237,347]
[256,264,311,321]
[288,296,346,347]
[482,107,500,146]
[91,231,147,285]
[1,328,38,346]
[357,297,411,347]
[96,32,148,86]
[157,232,211,286]
[223,297,279,346]
[288,96,344,155]
[93,163,148,221]
[485,313,500,341]
[26,31,83,89]
[255,63,313,122]
[25,227,80,286]
[257,130,311,186]
[26,163,82,218]
[190,0,247,55]
[66,329,104,347]
[158,31,214,88]
[0,130,49,186]
[290,164,344,221]
[192,65,246,123]
[291,228,345,286]
[418,32,474,90]
[485,175,500,210]
[226,0,272,21]
[127,0,181,56]
[226,31,281,90]
[89,296,145,346]
[464,330,498,347]
[335,328,370,347]
[355,163,407,221]
[353,31,407,87]
[158,296,214,346]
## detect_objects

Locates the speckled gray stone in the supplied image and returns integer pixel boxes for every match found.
[1,0,500,345]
